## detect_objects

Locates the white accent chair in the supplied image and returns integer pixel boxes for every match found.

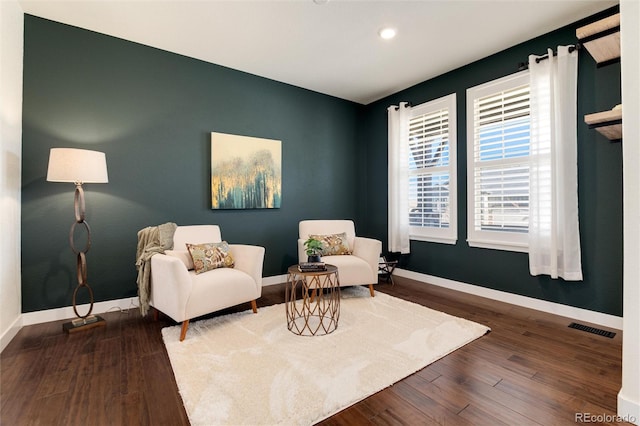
[150,225,265,341]
[298,220,382,296]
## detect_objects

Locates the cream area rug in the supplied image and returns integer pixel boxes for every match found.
[162,286,490,426]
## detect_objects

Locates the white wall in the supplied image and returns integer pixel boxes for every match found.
[619,0,640,423]
[0,0,23,352]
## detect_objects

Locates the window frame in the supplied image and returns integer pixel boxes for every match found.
[466,71,530,253]
[407,93,457,245]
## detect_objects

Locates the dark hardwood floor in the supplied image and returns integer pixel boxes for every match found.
[1,276,627,425]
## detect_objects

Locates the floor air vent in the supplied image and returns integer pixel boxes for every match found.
[568,322,616,338]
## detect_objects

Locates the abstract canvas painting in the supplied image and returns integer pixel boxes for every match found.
[211,132,282,209]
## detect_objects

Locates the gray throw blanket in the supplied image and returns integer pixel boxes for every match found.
[135,222,177,316]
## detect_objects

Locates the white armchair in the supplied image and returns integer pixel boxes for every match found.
[298,220,382,296]
[150,225,265,341]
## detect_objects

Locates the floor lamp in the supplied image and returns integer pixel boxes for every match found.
[47,148,109,333]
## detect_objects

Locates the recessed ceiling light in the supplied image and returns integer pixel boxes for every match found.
[313,0,329,4]
[379,27,397,40]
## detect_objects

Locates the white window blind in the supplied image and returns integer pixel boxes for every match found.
[408,94,457,244]
[467,71,530,252]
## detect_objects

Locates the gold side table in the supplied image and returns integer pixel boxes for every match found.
[286,264,340,336]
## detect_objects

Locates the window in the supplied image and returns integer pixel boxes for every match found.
[407,94,457,244]
[467,71,530,252]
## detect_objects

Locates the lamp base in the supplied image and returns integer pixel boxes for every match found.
[63,315,106,334]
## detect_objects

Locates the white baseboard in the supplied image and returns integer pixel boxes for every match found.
[262,274,287,287]
[21,297,140,327]
[618,392,640,425]
[394,268,623,330]
[17,274,289,329]
[613,391,640,425]
[10,270,623,341]
[0,315,22,353]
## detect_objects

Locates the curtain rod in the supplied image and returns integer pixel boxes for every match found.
[393,103,412,111]
[517,44,580,71]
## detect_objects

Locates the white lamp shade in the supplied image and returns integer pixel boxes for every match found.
[47,148,109,184]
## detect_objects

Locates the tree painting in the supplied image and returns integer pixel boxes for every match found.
[211,132,282,209]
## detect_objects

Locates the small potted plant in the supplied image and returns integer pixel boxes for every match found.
[304,237,323,263]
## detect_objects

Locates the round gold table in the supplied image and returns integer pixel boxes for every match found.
[285,264,340,336]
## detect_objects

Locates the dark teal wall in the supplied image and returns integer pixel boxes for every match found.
[21,16,363,312]
[359,6,622,316]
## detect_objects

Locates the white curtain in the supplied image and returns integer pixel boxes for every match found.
[388,102,411,254]
[528,46,582,280]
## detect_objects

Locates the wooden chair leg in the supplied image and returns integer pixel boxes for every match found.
[251,300,258,313]
[179,320,190,342]
[369,284,375,297]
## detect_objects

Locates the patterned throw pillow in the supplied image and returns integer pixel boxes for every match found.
[310,232,352,256]
[185,241,235,274]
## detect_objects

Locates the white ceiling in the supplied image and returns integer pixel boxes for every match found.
[19,0,618,105]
